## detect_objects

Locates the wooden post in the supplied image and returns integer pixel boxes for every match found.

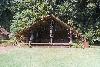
[50,20,53,45]
[29,41,32,48]
[69,28,72,47]
[83,38,89,48]
[29,31,34,48]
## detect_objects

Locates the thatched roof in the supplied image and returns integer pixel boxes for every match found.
[16,14,84,41]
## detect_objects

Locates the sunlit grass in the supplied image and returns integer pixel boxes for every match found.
[0,48,100,67]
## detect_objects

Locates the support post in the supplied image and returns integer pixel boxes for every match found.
[29,31,34,48]
[82,38,89,48]
[69,28,72,47]
[29,41,32,48]
[50,20,53,45]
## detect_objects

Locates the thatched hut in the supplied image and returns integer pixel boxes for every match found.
[16,14,89,47]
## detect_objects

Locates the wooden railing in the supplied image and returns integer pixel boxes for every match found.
[18,43,72,47]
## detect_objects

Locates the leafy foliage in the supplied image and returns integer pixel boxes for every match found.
[10,0,50,33]
[0,0,14,31]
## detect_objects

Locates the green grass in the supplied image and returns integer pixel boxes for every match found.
[0,47,100,67]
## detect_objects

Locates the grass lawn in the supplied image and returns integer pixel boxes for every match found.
[0,47,100,67]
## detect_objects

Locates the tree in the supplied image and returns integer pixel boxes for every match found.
[0,0,14,31]
[10,0,100,44]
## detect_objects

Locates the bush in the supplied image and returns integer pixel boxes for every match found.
[0,39,15,47]
[72,43,83,48]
